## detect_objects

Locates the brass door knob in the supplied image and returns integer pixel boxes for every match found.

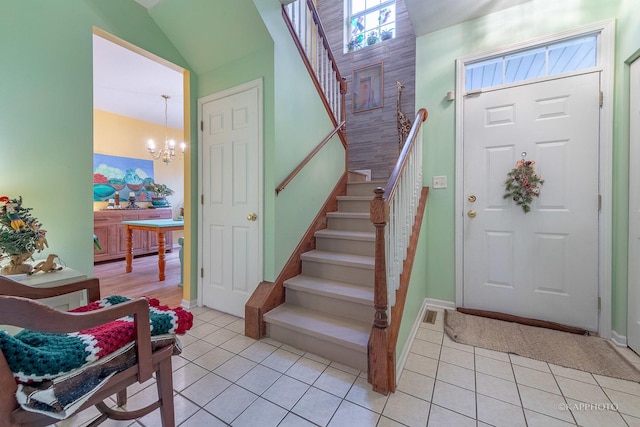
[468,195,477,203]
[247,213,257,221]
[467,210,477,218]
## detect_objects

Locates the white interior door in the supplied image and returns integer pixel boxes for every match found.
[628,59,640,353]
[200,80,262,317]
[463,72,601,331]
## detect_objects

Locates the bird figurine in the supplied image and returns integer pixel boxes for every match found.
[1,197,26,230]
[30,253,63,274]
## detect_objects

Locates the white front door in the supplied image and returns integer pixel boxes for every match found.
[463,72,600,331]
[200,80,263,317]
[628,58,640,353]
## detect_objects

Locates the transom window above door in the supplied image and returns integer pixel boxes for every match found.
[465,35,597,91]
[346,0,395,52]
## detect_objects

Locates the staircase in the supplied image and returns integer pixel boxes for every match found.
[263,179,385,371]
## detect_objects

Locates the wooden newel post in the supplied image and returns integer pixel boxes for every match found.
[371,187,388,329]
[368,187,392,394]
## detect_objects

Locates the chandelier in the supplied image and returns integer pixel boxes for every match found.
[147,94,186,165]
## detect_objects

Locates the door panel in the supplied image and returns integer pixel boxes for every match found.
[201,83,262,317]
[463,72,600,330]
[629,58,640,353]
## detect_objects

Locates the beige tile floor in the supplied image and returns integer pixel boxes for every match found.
[59,306,640,427]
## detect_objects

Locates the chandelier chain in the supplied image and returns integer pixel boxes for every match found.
[147,94,185,165]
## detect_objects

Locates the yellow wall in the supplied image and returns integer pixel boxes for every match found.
[93,109,185,243]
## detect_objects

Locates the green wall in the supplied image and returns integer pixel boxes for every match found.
[396,210,429,361]
[0,0,192,278]
[415,0,638,336]
[611,0,640,336]
[0,0,346,301]
[255,0,346,280]
[149,0,345,286]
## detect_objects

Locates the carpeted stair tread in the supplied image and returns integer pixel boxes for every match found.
[326,211,370,219]
[346,181,387,196]
[336,195,375,201]
[300,250,374,269]
[314,229,375,241]
[264,304,369,351]
[284,275,374,305]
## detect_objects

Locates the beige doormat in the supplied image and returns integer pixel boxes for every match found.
[444,309,640,383]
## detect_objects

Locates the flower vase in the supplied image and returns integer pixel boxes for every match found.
[151,197,169,208]
[1,253,33,275]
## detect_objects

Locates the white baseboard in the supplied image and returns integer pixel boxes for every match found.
[396,299,430,381]
[181,299,198,309]
[611,330,628,347]
[424,298,456,310]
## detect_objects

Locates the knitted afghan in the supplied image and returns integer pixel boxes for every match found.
[0,295,193,383]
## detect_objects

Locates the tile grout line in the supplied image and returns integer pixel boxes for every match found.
[424,322,445,425]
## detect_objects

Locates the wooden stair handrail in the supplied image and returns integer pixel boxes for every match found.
[383,108,429,203]
[368,108,429,395]
[276,121,345,195]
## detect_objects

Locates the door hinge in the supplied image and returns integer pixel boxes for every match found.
[201,194,204,205]
[598,194,602,211]
[599,91,603,107]
[200,120,204,131]
[598,296,601,311]
[200,268,204,278]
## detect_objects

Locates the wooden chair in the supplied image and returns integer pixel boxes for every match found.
[0,275,176,426]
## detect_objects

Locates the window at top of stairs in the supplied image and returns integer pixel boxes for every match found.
[346,0,395,53]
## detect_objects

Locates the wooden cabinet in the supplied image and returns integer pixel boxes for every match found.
[93,213,118,261]
[94,209,173,263]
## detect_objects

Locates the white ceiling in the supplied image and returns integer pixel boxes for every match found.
[93,34,183,129]
[404,0,533,37]
[102,0,533,128]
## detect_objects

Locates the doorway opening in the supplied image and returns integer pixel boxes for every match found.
[92,28,190,306]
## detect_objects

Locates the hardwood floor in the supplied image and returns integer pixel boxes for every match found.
[93,248,184,307]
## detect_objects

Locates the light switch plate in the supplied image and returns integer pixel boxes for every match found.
[432,175,447,189]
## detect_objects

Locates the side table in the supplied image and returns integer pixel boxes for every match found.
[1,267,88,334]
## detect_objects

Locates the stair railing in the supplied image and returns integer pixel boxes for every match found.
[282,0,347,138]
[276,121,345,195]
[369,108,429,394]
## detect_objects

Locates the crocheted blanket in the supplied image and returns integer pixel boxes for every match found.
[0,295,193,419]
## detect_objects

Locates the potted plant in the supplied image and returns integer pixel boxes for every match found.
[380,28,393,41]
[0,196,47,275]
[144,183,174,207]
[346,39,360,52]
[366,31,379,46]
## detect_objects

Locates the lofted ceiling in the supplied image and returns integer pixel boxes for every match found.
[99,0,534,127]
[403,0,534,37]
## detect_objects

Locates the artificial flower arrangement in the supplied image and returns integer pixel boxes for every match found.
[503,159,544,213]
[144,182,175,199]
[0,196,48,274]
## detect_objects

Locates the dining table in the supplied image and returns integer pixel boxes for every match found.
[121,218,184,281]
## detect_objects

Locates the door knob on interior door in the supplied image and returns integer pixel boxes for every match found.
[247,213,257,221]
[467,210,477,218]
